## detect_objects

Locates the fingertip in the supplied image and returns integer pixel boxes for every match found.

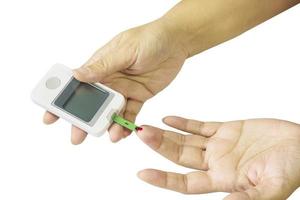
[137,169,164,185]
[71,140,81,145]
[71,126,87,145]
[109,125,132,142]
[135,127,143,131]
[72,69,81,80]
[110,135,122,143]
[72,68,88,82]
[43,112,59,124]
[123,129,132,137]
[135,125,148,137]
[136,125,162,149]
[71,136,86,145]
[109,123,124,143]
[137,169,149,180]
[162,116,173,123]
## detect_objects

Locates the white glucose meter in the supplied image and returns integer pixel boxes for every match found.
[31,63,125,137]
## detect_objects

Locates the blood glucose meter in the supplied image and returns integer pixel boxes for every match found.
[31,63,125,137]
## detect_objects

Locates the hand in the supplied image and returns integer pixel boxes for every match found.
[137,117,300,200]
[43,20,187,144]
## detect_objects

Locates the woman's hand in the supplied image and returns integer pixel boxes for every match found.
[42,0,299,145]
[43,21,187,144]
[137,117,300,200]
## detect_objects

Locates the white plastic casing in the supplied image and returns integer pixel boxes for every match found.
[31,63,125,137]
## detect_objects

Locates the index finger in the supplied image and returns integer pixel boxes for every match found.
[136,125,208,170]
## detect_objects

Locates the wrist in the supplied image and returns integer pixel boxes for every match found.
[156,16,191,58]
[158,6,221,58]
[145,18,189,59]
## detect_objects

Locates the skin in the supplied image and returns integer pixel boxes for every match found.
[43,0,299,144]
[43,21,187,143]
[42,0,300,198]
[137,117,300,200]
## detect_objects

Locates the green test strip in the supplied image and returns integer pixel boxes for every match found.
[112,114,139,131]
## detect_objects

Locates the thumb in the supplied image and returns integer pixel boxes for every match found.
[73,35,137,83]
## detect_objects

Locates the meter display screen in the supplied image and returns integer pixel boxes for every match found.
[54,78,109,122]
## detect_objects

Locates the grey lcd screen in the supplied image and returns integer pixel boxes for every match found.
[54,78,109,122]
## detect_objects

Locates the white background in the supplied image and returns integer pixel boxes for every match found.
[0,0,299,199]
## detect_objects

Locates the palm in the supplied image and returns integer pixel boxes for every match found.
[137,117,300,200]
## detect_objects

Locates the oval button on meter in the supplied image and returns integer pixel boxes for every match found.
[46,77,61,89]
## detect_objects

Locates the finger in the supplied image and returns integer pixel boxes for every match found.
[108,122,134,142]
[43,111,59,124]
[122,129,132,137]
[163,116,222,137]
[73,33,137,83]
[106,79,147,140]
[107,106,128,143]
[137,125,208,170]
[108,123,126,143]
[123,99,143,121]
[106,79,148,139]
[108,99,143,141]
[71,125,87,145]
[137,169,215,194]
